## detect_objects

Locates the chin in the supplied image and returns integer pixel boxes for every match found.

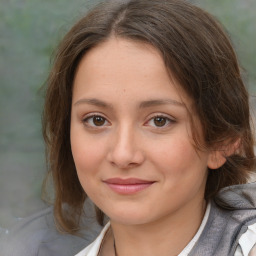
[107,210,155,226]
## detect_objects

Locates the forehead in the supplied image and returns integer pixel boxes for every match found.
[73,38,193,108]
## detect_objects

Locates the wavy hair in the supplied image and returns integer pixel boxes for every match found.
[42,0,255,233]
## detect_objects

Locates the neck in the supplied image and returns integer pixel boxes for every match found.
[110,200,207,256]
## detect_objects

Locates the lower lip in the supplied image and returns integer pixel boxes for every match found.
[105,183,154,195]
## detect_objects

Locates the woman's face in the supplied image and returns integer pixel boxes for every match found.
[70,38,217,226]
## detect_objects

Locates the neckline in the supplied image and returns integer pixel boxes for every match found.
[96,202,211,256]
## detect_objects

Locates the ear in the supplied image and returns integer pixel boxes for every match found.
[207,139,241,170]
[207,151,227,169]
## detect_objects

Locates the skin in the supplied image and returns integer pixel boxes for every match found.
[70,38,224,256]
[249,244,256,256]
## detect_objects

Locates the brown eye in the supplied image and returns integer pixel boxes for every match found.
[153,117,167,127]
[93,116,106,126]
[83,114,109,128]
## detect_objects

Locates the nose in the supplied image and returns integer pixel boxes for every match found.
[107,125,145,169]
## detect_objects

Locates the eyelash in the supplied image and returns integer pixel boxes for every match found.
[82,113,175,129]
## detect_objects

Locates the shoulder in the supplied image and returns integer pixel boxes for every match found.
[214,182,256,211]
[0,207,53,256]
[190,183,256,255]
[0,203,101,256]
[213,182,256,255]
[213,182,256,231]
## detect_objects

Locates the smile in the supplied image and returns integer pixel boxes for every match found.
[103,178,155,195]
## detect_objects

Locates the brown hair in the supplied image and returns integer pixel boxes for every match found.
[42,0,255,233]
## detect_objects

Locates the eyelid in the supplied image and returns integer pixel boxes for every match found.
[82,112,107,119]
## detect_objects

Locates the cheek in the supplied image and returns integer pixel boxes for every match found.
[151,137,190,166]
[70,130,105,176]
[153,138,208,201]
[70,134,106,198]
[150,136,208,179]
[72,145,99,173]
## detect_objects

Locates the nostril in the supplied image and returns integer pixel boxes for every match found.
[109,160,138,169]
[108,149,145,169]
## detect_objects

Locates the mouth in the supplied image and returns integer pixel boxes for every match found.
[103,178,155,195]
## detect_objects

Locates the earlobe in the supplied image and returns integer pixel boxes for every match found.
[207,138,241,170]
[207,151,227,170]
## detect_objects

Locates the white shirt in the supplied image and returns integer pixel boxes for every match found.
[235,223,256,256]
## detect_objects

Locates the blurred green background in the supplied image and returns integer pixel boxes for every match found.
[0,0,255,229]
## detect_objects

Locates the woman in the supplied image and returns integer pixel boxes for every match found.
[43,0,256,255]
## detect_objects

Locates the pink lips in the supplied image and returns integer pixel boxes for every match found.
[103,178,155,195]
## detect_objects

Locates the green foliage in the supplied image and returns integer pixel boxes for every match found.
[195,0,256,92]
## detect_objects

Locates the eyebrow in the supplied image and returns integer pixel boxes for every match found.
[74,98,185,108]
[74,98,113,108]
[139,99,185,108]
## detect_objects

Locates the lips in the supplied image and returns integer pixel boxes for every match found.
[103,178,155,194]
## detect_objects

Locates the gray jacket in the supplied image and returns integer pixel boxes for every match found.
[0,199,101,256]
[1,183,256,256]
[190,183,256,255]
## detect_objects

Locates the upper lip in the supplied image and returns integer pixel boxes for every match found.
[103,178,155,185]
